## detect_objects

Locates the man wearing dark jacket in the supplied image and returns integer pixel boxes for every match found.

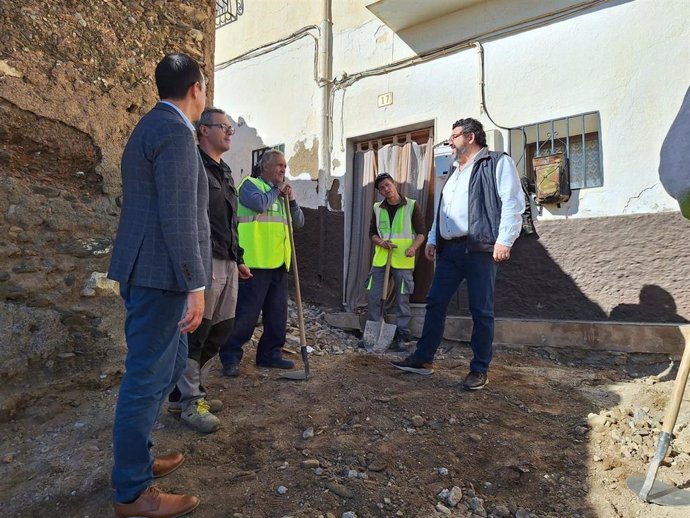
[392,118,524,390]
[168,107,252,433]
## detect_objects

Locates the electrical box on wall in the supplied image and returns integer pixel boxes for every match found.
[433,144,453,177]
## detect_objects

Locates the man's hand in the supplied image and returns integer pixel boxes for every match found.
[493,243,511,263]
[378,239,397,250]
[404,246,417,257]
[280,184,295,201]
[238,264,253,280]
[179,290,205,334]
[425,244,436,261]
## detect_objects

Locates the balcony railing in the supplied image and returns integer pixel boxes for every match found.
[216,0,244,29]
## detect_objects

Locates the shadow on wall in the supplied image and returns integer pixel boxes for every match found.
[223,116,267,182]
[609,285,689,324]
[448,236,608,320]
[291,206,344,310]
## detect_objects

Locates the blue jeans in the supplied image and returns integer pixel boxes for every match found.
[414,242,497,373]
[219,267,288,367]
[112,285,188,503]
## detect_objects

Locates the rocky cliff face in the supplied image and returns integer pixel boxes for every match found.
[0,0,215,408]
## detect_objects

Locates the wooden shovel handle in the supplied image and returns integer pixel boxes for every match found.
[381,247,393,303]
[662,326,690,434]
[283,196,306,349]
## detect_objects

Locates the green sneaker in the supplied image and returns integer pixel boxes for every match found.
[180,399,220,434]
[169,398,223,414]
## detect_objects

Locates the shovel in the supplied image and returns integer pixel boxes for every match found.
[362,248,397,352]
[279,195,310,381]
[626,326,690,506]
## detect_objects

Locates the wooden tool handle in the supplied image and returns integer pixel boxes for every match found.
[381,247,393,303]
[661,326,690,434]
[283,196,306,349]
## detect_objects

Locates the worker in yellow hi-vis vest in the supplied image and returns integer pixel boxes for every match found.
[367,173,426,351]
[219,149,305,377]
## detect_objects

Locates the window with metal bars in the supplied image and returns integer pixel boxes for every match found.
[509,111,603,190]
[216,0,244,29]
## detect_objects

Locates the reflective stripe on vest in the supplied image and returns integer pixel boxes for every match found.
[237,176,291,270]
[372,199,416,269]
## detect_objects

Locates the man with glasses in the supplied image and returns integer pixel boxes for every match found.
[392,118,524,390]
[108,53,209,518]
[167,107,252,433]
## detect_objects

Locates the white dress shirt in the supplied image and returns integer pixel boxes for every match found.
[428,150,525,248]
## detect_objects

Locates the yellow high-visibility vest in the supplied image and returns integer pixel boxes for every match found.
[237,176,291,270]
[372,198,416,269]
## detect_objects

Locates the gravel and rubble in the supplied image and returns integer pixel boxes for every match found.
[2,301,690,517]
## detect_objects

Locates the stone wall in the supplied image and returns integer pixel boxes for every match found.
[0,1,215,392]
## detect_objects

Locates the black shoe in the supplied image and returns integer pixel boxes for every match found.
[391,354,433,375]
[168,385,182,403]
[462,371,488,390]
[223,364,240,377]
[391,338,409,353]
[256,358,295,369]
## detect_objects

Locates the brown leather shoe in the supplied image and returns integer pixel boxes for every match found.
[152,453,185,479]
[114,486,199,518]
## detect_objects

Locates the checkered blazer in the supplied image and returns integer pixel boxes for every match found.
[108,103,212,292]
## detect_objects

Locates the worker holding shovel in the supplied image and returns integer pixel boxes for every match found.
[365,173,426,351]
[219,149,305,377]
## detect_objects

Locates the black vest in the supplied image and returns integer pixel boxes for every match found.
[435,149,504,254]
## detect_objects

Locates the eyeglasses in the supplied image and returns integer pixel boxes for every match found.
[203,123,235,135]
[449,132,464,141]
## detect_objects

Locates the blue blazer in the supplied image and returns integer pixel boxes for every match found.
[108,102,212,292]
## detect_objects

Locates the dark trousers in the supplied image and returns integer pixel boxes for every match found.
[413,242,498,373]
[112,285,187,503]
[219,267,288,366]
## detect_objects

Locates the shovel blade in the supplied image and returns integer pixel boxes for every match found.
[373,321,397,352]
[627,474,690,506]
[279,370,310,380]
[362,319,382,350]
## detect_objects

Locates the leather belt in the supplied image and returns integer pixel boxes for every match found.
[441,236,467,244]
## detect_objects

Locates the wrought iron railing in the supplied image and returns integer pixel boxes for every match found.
[216,0,244,29]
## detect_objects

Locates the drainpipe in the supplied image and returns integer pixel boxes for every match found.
[319,0,333,203]
[318,0,333,283]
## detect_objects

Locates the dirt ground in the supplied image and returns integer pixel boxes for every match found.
[2,305,690,518]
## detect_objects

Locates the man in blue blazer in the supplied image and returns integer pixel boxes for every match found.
[108,53,211,518]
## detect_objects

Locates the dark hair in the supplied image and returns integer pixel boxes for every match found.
[374,172,394,189]
[196,107,226,138]
[155,53,203,100]
[452,118,487,147]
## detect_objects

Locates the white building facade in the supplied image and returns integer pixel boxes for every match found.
[214,0,690,322]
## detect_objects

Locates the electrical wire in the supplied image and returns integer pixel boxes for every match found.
[215,25,323,85]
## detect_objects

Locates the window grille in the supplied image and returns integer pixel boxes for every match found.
[509,111,603,190]
[216,0,244,29]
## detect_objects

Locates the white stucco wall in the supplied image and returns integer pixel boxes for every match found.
[214,0,690,218]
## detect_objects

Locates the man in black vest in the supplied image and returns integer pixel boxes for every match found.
[392,118,525,390]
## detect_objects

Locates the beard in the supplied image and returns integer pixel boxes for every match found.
[454,145,468,159]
